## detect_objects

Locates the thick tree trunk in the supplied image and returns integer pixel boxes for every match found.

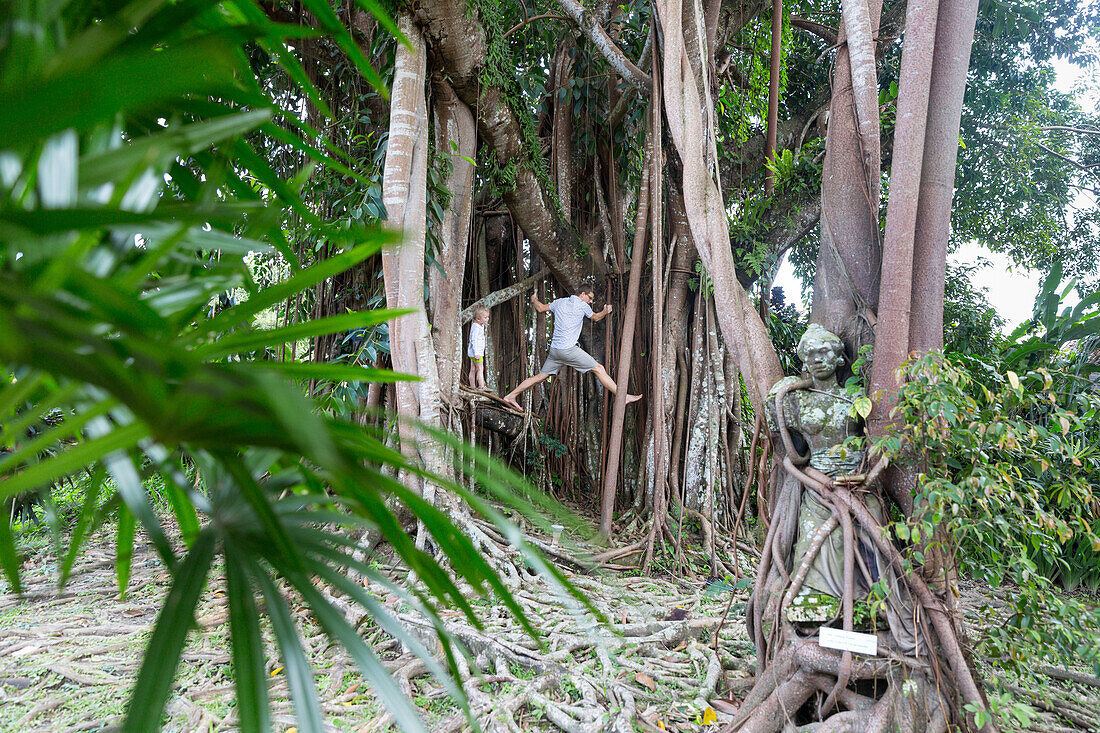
[654,0,783,417]
[909,0,981,354]
[382,12,430,424]
[381,14,446,483]
[643,59,668,569]
[810,0,883,355]
[550,40,576,223]
[734,1,993,729]
[868,0,938,435]
[429,77,476,412]
[599,156,650,537]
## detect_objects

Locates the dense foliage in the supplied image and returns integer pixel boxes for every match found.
[879,276,1100,685]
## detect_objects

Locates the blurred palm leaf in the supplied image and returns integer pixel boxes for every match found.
[0,1,584,731]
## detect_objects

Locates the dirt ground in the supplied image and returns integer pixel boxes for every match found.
[1,525,1098,732]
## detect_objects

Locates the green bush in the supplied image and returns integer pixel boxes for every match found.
[880,350,1100,674]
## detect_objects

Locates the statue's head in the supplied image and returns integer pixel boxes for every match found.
[797,324,846,380]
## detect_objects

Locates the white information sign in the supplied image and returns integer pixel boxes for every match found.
[818,627,878,656]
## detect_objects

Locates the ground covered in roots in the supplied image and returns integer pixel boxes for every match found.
[1,522,1098,732]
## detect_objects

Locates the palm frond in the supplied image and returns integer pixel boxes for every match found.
[0,1,582,730]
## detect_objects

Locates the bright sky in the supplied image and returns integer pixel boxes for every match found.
[773,58,1095,332]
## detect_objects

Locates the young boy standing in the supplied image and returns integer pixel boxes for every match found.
[502,284,642,411]
[467,305,490,390]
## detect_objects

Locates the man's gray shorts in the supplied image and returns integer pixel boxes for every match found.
[540,345,600,375]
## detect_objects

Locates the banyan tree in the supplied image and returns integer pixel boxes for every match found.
[295,0,991,728]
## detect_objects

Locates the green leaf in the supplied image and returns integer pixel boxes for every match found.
[853,396,873,419]
[142,445,200,548]
[252,563,324,733]
[116,503,136,598]
[194,239,390,338]
[61,465,106,585]
[298,0,389,98]
[0,381,81,452]
[89,414,176,570]
[0,502,22,595]
[275,563,427,733]
[0,420,145,502]
[309,560,468,720]
[122,529,216,733]
[224,546,271,733]
[254,362,419,384]
[79,110,273,190]
[223,455,306,575]
[0,38,239,146]
[0,372,49,424]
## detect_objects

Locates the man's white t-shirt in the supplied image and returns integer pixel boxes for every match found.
[548,295,594,349]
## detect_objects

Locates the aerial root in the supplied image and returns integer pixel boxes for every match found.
[366,555,737,733]
[725,640,948,733]
[863,681,897,733]
[730,669,817,733]
[811,709,863,732]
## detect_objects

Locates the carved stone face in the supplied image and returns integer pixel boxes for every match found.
[801,338,843,380]
[796,324,845,381]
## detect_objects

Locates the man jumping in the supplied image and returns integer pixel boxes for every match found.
[502,284,643,411]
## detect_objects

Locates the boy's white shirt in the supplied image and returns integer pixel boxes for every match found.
[468,321,486,357]
[548,295,594,349]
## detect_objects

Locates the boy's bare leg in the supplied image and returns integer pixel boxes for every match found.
[502,372,550,410]
[591,364,643,404]
[468,362,476,388]
[476,363,486,390]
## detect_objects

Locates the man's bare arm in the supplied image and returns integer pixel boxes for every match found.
[590,304,613,322]
[530,293,551,313]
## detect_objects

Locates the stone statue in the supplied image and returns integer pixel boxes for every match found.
[767,324,880,618]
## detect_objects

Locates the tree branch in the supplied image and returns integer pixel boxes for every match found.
[555,0,650,89]
[503,13,570,39]
[1039,125,1100,135]
[461,268,549,323]
[607,32,652,129]
[1036,141,1100,171]
[791,16,838,45]
[416,0,589,292]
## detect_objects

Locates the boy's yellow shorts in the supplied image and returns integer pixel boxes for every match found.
[470,356,484,363]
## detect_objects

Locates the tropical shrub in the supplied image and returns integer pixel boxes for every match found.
[877,277,1100,677]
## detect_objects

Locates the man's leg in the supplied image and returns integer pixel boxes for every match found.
[502,372,551,410]
[590,364,643,403]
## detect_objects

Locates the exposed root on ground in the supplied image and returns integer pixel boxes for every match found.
[2,522,1099,731]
